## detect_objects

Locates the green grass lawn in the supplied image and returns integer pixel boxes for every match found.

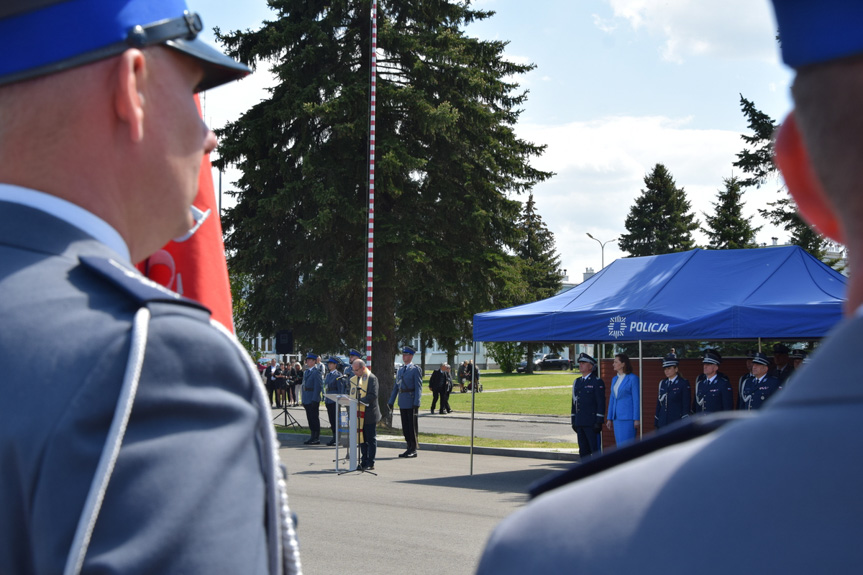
[419,369,578,415]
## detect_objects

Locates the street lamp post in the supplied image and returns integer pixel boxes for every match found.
[586,233,617,269]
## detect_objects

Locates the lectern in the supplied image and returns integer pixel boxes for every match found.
[324,393,357,472]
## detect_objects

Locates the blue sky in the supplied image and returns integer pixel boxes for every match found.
[191,0,794,281]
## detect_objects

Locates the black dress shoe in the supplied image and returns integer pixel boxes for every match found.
[327,440,336,446]
[363,465,375,471]
[307,439,320,445]
[303,438,313,445]
[405,451,417,458]
[398,451,409,458]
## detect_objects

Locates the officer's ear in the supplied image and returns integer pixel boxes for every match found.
[774,110,844,243]
[113,49,148,144]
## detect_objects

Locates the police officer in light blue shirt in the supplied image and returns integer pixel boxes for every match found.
[388,346,423,457]
[343,348,364,381]
[324,356,347,445]
[302,353,324,444]
[654,352,691,429]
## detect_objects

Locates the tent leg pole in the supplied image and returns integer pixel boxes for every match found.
[638,340,643,439]
[470,342,477,476]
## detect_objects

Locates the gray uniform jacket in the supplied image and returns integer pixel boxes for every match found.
[476,312,863,574]
[0,201,300,575]
[302,367,323,405]
[389,363,423,408]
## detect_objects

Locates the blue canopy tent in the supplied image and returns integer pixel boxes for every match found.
[464,246,846,472]
[473,246,846,343]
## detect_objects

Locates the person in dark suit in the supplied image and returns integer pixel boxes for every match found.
[263,358,279,407]
[654,353,690,430]
[0,2,300,573]
[350,358,381,470]
[429,362,453,414]
[571,352,605,459]
[476,3,863,572]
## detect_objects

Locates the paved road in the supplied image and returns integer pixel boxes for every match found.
[271,401,575,444]
[280,437,572,575]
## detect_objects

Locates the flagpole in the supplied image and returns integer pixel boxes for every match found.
[365,0,378,366]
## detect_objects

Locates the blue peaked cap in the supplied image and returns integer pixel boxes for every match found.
[0,0,249,90]
[772,0,863,68]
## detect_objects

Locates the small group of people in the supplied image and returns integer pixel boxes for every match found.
[263,358,303,408]
[457,359,481,392]
[428,363,454,414]
[571,345,798,459]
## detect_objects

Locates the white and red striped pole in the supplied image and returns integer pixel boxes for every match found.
[365,0,378,366]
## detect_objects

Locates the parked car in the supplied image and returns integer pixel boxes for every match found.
[516,354,544,373]
[534,353,571,371]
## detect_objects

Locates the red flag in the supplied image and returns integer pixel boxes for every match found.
[137,95,235,332]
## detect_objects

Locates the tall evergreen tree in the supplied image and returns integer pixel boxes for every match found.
[213,0,550,415]
[733,94,825,257]
[514,193,563,373]
[703,176,761,249]
[618,163,699,257]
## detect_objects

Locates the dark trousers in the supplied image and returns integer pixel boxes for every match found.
[304,402,321,439]
[361,422,377,466]
[325,402,337,436]
[400,407,418,452]
[266,382,276,406]
[430,390,451,413]
[576,426,601,459]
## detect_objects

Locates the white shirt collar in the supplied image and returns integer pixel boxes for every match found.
[0,183,131,262]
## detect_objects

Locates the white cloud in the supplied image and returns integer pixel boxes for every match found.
[515,115,787,279]
[602,0,779,64]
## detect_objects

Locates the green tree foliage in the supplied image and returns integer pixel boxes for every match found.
[733,94,826,258]
[486,341,524,374]
[702,176,761,249]
[618,163,700,257]
[213,0,551,417]
[513,193,563,373]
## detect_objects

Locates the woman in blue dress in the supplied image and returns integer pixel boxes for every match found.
[606,353,640,445]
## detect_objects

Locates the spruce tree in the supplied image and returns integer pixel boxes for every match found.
[618,163,699,257]
[213,0,551,412]
[733,94,825,257]
[703,176,761,249]
[514,193,563,373]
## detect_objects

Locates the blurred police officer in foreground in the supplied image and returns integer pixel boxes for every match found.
[692,349,733,414]
[741,352,782,410]
[654,353,690,430]
[571,352,605,460]
[476,2,863,571]
[0,2,301,573]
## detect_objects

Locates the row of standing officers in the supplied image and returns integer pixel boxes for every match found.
[571,345,801,459]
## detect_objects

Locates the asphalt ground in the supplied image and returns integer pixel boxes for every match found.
[279,437,574,575]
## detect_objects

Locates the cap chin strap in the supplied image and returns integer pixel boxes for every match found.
[173,205,210,243]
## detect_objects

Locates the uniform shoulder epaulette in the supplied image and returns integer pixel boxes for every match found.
[528,411,754,499]
[79,256,210,313]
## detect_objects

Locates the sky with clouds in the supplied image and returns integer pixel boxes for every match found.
[191,0,794,282]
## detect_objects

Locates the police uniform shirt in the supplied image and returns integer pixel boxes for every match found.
[389,362,423,408]
[0,198,295,574]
